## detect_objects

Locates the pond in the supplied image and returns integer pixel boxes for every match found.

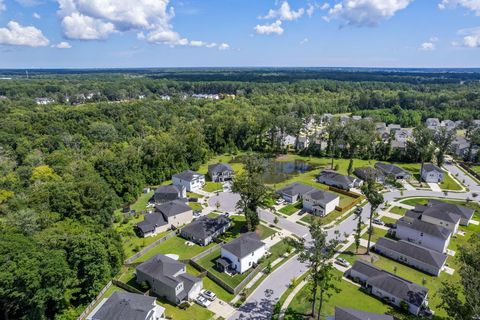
[230,156,315,184]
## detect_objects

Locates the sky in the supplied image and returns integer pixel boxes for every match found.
[0,0,479,68]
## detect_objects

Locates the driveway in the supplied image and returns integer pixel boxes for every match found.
[208,192,241,212]
[428,183,442,192]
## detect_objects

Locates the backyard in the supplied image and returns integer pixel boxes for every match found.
[279,202,303,216]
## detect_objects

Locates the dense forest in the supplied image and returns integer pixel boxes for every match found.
[1,69,480,319]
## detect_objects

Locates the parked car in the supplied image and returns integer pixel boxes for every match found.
[335,257,351,268]
[201,289,216,301]
[372,218,385,226]
[196,296,211,308]
[276,199,285,205]
[385,222,396,228]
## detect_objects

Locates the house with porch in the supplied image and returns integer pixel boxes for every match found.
[216,232,266,274]
[208,163,234,182]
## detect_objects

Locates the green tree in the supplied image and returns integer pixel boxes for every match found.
[433,127,455,167]
[354,209,363,253]
[411,126,434,176]
[361,179,384,254]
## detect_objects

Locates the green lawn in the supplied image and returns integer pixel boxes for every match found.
[439,173,463,191]
[285,270,390,320]
[389,206,407,215]
[187,265,234,302]
[159,297,214,320]
[279,202,303,216]
[380,216,398,225]
[134,236,217,263]
[361,227,388,243]
[197,153,245,176]
[203,181,223,192]
[219,214,276,242]
[188,202,203,211]
[300,209,346,226]
[187,191,204,199]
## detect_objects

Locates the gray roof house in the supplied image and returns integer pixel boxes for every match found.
[374,162,411,180]
[153,185,186,203]
[374,237,447,276]
[180,215,231,246]
[427,199,475,226]
[347,260,429,316]
[277,182,315,203]
[218,232,266,274]
[317,170,362,190]
[450,136,470,157]
[87,292,165,320]
[208,163,234,182]
[172,170,205,192]
[354,167,385,184]
[395,216,452,253]
[426,118,440,128]
[327,306,393,320]
[406,204,461,234]
[136,200,193,237]
[302,189,340,216]
[136,254,202,304]
[420,163,445,183]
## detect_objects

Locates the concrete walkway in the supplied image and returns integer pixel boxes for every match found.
[402,181,416,191]
[428,183,442,192]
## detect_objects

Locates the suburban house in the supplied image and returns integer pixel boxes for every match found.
[296,136,310,149]
[450,136,471,157]
[216,232,266,274]
[374,163,411,180]
[387,123,401,133]
[153,185,186,203]
[277,182,315,203]
[391,140,407,150]
[136,200,193,237]
[405,204,461,234]
[208,163,234,182]
[136,254,202,305]
[441,120,456,130]
[347,260,430,316]
[427,199,475,226]
[420,163,445,183]
[374,237,447,276]
[327,306,393,320]
[354,167,385,184]
[395,216,452,253]
[87,292,165,320]
[180,215,231,246]
[280,134,296,148]
[302,188,340,216]
[317,170,363,190]
[394,128,413,142]
[425,118,440,129]
[172,170,205,192]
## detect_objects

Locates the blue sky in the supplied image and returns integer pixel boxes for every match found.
[0,0,479,68]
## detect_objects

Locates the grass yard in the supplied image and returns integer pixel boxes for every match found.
[203,181,223,192]
[361,227,388,243]
[439,173,463,191]
[186,265,234,302]
[187,191,204,199]
[279,202,303,216]
[134,236,217,263]
[380,216,398,225]
[300,209,345,226]
[188,202,203,211]
[219,214,277,242]
[197,153,245,176]
[389,206,407,215]
[159,297,214,320]
[285,270,390,320]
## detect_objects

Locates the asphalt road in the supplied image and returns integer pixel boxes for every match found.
[228,164,478,320]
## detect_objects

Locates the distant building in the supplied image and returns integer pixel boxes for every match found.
[374,163,411,180]
[154,185,186,204]
[425,118,440,128]
[317,170,363,190]
[420,163,444,183]
[160,95,171,101]
[192,93,220,100]
[208,163,234,182]
[450,136,470,158]
[296,136,310,149]
[302,188,340,216]
[173,170,205,192]
[35,97,54,105]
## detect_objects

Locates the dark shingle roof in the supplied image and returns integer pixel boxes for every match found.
[155,200,191,218]
[136,254,186,288]
[304,189,339,202]
[428,200,475,222]
[375,237,447,269]
[173,170,203,181]
[181,215,230,240]
[354,167,384,181]
[350,260,428,307]
[334,307,394,320]
[155,185,181,195]
[374,162,409,176]
[136,212,167,233]
[277,182,315,197]
[397,216,452,240]
[222,232,265,259]
[208,163,233,174]
[422,163,443,173]
[91,292,157,320]
[318,170,355,185]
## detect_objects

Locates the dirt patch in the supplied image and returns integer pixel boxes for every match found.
[358,252,380,264]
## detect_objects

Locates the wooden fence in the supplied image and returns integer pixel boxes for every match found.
[459,162,480,181]
[77,281,112,320]
[124,231,176,264]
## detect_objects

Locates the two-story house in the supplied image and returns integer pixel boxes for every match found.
[136,200,193,237]
[208,163,234,182]
[420,163,445,183]
[216,232,266,274]
[173,170,205,192]
[302,188,340,216]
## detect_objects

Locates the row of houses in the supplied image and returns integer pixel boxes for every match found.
[354,162,445,184]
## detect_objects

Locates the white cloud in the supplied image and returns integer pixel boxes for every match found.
[33,12,41,19]
[263,1,305,20]
[306,4,316,16]
[0,21,49,47]
[325,0,412,27]
[439,0,480,16]
[457,27,480,47]
[57,0,226,48]
[300,37,309,44]
[218,43,229,50]
[419,42,435,50]
[255,20,284,35]
[55,41,71,48]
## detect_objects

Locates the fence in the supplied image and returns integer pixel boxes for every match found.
[329,186,362,198]
[459,162,480,181]
[77,281,112,320]
[330,186,364,213]
[112,279,144,295]
[124,231,176,264]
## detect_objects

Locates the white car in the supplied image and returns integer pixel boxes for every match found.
[196,296,211,308]
[276,199,285,205]
[201,289,217,301]
[373,218,385,226]
[335,257,351,268]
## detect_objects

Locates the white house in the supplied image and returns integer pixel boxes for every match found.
[395,216,452,253]
[172,170,205,192]
[217,232,266,274]
[420,163,445,183]
[302,189,340,216]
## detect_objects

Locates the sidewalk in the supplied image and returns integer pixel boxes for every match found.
[428,183,442,192]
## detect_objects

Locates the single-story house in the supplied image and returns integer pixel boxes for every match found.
[420,163,444,183]
[208,163,234,182]
[135,200,193,237]
[302,188,340,216]
[327,306,393,320]
[154,185,186,203]
[217,232,266,274]
[354,167,385,184]
[395,216,452,253]
[347,260,429,316]
[374,163,411,180]
[136,254,202,305]
[277,182,315,203]
[180,215,231,246]
[406,204,461,234]
[374,237,447,276]
[317,170,363,191]
[172,170,205,192]
[87,292,165,320]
